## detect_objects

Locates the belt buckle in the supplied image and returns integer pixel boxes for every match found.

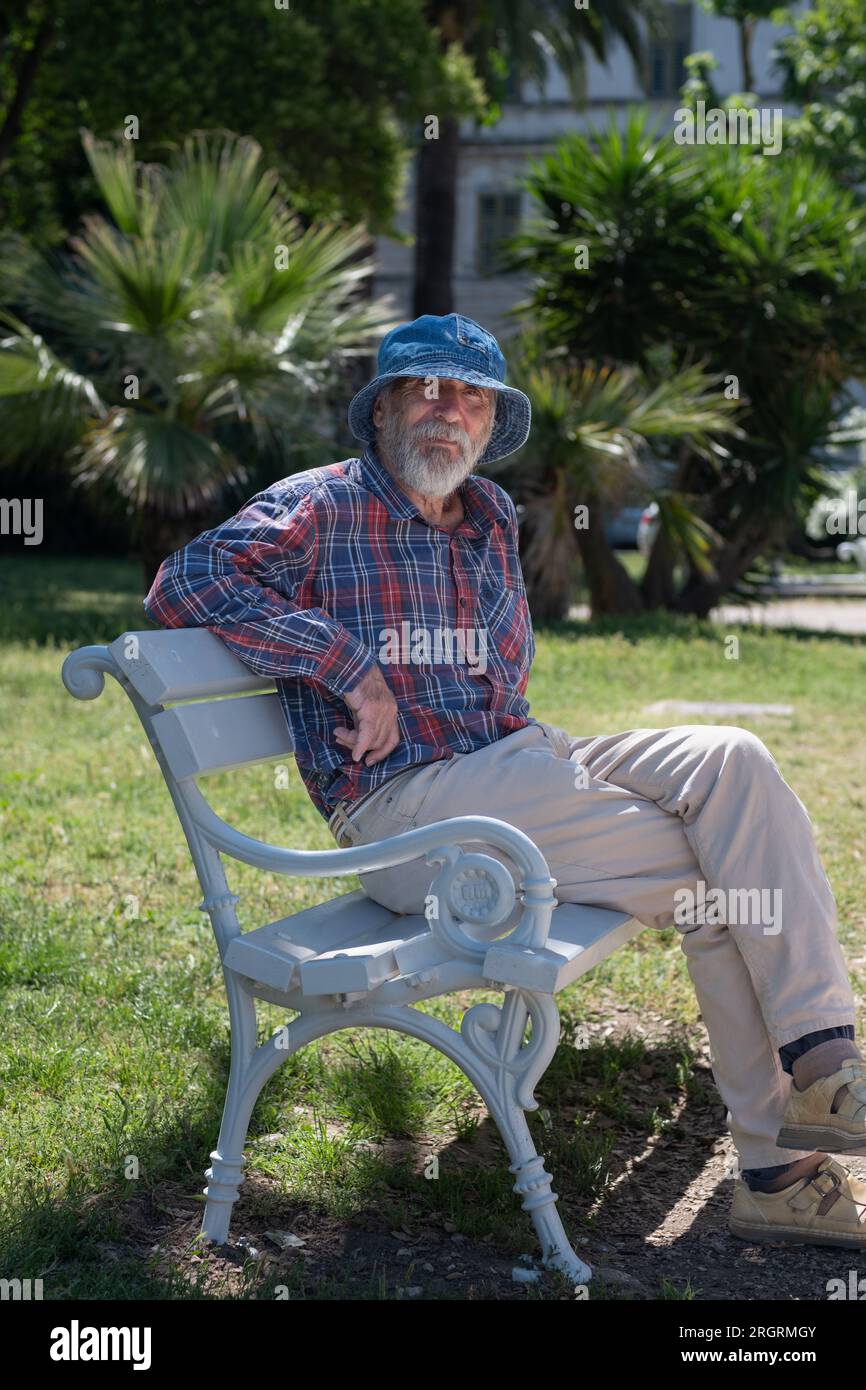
[329,802,357,848]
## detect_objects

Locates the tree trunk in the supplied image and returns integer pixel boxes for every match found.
[574,493,645,614]
[641,527,677,609]
[412,114,460,317]
[739,18,755,93]
[339,229,378,451]
[674,526,770,617]
[518,478,580,621]
[640,441,697,608]
[0,16,55,171]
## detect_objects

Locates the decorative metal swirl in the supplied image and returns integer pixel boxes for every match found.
[60,645,119,701]
[424,844,518,961]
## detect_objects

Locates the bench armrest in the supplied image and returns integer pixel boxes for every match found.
[61,642,558,958]
[188,787,558,956]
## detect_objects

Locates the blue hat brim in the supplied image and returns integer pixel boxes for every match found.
[347,363,531,467]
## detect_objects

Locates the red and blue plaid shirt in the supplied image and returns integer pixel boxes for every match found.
[143,443,535,821]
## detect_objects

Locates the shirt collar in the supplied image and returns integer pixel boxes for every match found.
[356,443,510,536]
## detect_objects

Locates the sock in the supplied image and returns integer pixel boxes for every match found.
[741,1029,860,1191]
[791,1038,863,1109]
[795,1045,861,1095]
[779,1025,856,1076]
[742,1152,826,1193]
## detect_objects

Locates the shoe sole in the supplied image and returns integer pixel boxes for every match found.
[777,1123,866,1154]
[729,1217,866,1249]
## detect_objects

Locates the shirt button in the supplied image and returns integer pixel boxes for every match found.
[460,597,466,608]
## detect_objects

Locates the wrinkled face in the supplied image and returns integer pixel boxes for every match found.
[372,376,497,497]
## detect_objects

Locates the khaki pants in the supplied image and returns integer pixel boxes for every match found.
[329,719,857,1169]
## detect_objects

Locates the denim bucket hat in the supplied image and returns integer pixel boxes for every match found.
[347,313,531,467]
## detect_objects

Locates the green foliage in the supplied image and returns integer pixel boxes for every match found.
[507,109,718,366]
[502,106,866,610]
[499,354,741,510]
[459,0,659,110]
[696,0,782,17]
[773,0,866,188]
[0,130,394,523]
[0,0,486,241]
[509,106,866,376]
[679,50,724,109]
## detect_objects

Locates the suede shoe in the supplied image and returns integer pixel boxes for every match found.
[776,1055,866,1154]
[729,1156,866,1248]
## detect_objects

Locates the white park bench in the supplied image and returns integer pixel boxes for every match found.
[61,629,642,1284]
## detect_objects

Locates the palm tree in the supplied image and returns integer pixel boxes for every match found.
[413,0,662,315]
[504,106,866,614]
[485,349,744,618]
[0,129,395,590]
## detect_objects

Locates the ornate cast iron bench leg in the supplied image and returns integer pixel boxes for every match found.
[201,981,590,1282]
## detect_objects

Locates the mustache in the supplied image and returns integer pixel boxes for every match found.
[410,419,469,445]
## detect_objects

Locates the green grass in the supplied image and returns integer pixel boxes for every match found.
[2,555,865,1300]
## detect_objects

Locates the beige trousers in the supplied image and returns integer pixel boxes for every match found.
[329,719,857,1169]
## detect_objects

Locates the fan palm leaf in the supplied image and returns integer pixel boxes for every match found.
[0,129,394,526]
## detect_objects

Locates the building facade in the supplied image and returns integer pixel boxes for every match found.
[373,1,809,341]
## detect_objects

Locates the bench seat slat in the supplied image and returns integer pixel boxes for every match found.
[483,905,642,992]
[223,892,404,992]
[223,891,641,999]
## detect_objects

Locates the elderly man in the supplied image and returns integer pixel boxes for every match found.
[144,312,866,1249]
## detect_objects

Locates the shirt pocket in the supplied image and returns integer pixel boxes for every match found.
[477,577,531,669]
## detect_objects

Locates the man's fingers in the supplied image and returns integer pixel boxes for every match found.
[335,709,398,763]
[351,720,378,764]
[364,737,400,766]
[352,714,397,764]
[353,737,375,764]
[361,726,400,765]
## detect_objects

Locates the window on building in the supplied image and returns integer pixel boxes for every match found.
[476,191,522,276]
[645,2,693,98]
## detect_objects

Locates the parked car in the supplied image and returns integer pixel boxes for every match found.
[603,505,644,549]
[603,503,660,552]
[636,502,660,555]
[517,500,661,553]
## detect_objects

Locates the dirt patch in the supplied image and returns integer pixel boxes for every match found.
[552,1007,866,1301]
[117,1176,568,1301]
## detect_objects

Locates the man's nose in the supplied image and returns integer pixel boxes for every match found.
[432,390,463,420]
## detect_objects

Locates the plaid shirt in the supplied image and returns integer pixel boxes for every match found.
[142,443,535,821]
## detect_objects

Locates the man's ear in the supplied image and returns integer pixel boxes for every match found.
[372,389,387,427]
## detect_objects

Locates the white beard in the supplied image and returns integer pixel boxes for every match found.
[377,405,495,498]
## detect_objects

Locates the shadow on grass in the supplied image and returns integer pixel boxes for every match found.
[4,555,864,652]
[539,610,866,648]
[0,1008,734,1301]
[0,555,149,649]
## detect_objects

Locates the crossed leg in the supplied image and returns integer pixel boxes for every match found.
[354,720,857,1170]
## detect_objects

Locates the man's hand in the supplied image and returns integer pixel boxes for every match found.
[334,664,400,766]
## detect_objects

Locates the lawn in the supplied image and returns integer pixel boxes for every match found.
[2,554,865,1301]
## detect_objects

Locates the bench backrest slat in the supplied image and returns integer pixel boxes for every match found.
[152,692,294,780]
[110,630,273,704]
